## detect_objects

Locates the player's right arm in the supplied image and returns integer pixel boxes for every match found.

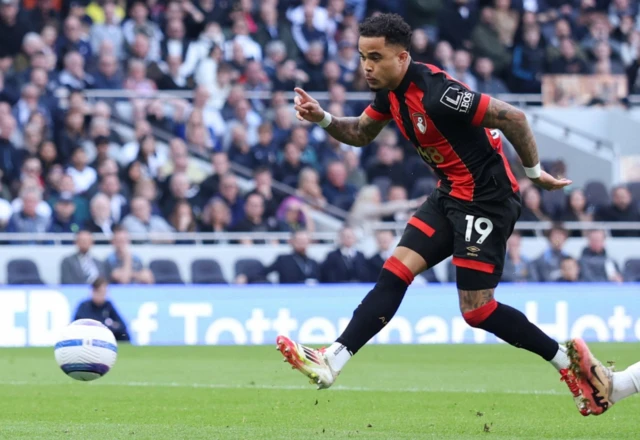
[293,88,390,147]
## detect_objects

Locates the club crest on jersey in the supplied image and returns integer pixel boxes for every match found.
[412,113,427,134]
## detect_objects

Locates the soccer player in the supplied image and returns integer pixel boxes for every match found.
[276,13,640,416]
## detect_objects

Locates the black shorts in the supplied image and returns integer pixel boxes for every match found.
[398,189,522,289]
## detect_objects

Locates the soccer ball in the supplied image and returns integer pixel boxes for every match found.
[54,319,118,381]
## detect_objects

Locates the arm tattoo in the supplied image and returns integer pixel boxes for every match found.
[481,98,539,168]
[324,113,389,147]
[458,289,495,313]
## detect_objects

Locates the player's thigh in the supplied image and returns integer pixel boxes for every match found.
[396,193,454,274]
[447,194,521,291]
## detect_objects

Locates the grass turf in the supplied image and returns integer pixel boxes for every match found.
[0,343,638,439]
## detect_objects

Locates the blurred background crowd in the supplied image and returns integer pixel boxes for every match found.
[0,0,639,286]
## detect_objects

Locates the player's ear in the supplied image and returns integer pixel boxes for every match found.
[398,50,410,64]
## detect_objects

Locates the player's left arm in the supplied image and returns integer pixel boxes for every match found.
[479,97,572,191]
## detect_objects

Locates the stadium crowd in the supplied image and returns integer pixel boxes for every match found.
[0,0,640,276]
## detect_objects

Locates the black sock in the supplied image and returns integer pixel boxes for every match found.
[466,302,559,361]
[337,259,412,354]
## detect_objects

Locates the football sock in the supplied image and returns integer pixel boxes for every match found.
[464,301,559,361]
[325,342,352,372]
[335,257,414,360]
[549,344,571,371]
[611,362,640,403]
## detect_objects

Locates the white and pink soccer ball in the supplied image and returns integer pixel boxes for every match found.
[54,319,118,381]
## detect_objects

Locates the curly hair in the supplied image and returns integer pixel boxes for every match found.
[358,13,412,50]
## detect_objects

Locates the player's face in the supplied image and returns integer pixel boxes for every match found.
[358,36,409,91]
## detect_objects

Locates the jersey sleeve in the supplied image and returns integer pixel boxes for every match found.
[425,78,491,126]
[364,90,393,121]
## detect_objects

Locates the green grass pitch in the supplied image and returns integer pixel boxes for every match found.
[0,343,638,439]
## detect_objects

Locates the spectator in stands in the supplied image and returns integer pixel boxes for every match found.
[47,191,81,234]
[591,40,625,74]
[215,173,245,227]
[0,114,23,187]
[502,231,538,282]
[366,143,408,189]
[168,199,196,243]
[448,49,477,91]
[93,54,124,90]
[6,187,50,235]
[98,173,128,224]
[90,1,125,61]
[532,224,570,282]
[13,83,51,133]
[558,257,583,283]
[251,122,278,169]
[121,197,174,236]
[348,185,423,234]
[547,38,589,74]
[74,277,130,341]
[0,0,30,61]
[294,167,326,209]
[65,145,96,194]
[56,16,92,66]
[579,229,623,282]
[197,151,230,208]
[509,25,545,93]
[519,187,550,236]
[105,225,154,284]
[595,185,640,237]
[322,161,357,212]
[559,189,594,236]
[122,1,162,61]
[275,142,307,188]
[475,57,509,95]
[85,193,114,237]
[367,229,395,282]
[276,197,314,233]
[61,229,105,284]
[471,7,511,75]
[250,166,281,221]
[58,50,95,90]
[199,197,231,240]
[255,4,298,60]
[264,230,320,284]
[321,226,369,283]
[227,124,253,169]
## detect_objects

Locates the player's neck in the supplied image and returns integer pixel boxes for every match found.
[388,58,413,91]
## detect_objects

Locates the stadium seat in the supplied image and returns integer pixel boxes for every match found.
[542,190,567,219]
[235,258,268,284]
[627,182,640,205]
[623,259,640,282]
[7,259,44,285]
[584,181,610,209]
[149,259,184,284]
[191,259,227,284]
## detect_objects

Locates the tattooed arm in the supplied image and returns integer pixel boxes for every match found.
[480,97,571,191]
[293,87,389,147]
[323,113,389,147]
[480,98,539,168]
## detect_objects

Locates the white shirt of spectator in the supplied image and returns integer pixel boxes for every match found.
[67,166,98,194]
[286,5,330,31]
[224,35,262,62]
[11,198,52,219]
[0,197,12,224]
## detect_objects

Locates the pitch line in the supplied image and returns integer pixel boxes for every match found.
[0,380,565,396]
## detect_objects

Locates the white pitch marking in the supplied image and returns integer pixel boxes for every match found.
[0,380,565,396]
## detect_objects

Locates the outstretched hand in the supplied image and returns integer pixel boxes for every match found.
[530,170,572,191]
[293,87,325,123]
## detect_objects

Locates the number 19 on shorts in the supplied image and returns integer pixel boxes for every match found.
[464,215,494,244]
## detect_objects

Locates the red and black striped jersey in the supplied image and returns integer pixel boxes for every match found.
[364,61,519,202]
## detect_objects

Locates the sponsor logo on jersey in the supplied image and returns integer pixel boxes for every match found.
[440,86,474,114]
[411,112,427,134]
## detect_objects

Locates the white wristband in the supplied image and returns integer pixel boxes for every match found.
[524,163,541,179]
[317,111,332,128]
